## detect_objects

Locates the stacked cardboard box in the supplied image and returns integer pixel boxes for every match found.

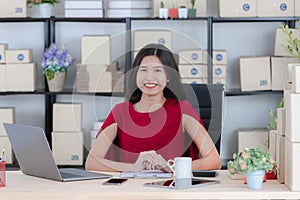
[64,0,104,17]
[52,103,84,165]
[0,0,27,18]
[0,44,36,92]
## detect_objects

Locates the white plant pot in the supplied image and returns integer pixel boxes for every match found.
[178,8,188,18]
[159,8,168,19]
[31,3,53,18]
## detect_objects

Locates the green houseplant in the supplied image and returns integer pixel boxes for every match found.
[159,1,168,19]
[188,0,197,18]
[27,0,60,6]
[228,147,276,190]
[281,21,300,61]
[42,43,75,91]
[28,0,60,18]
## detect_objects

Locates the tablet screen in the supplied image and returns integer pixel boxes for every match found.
[144,178,220,189]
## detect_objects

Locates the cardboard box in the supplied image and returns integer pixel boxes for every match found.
[296,0,300,16]
[203,50,227,65]
[153,0,207,17]
[238,128,269,152]
[275,28,300,57]
[5,49,33,64]
[0,108,15,136]
[0,0,27,18]
[81,35,111,65]
[271,57,299,90]
[134,30,171,51]
[53,103,82,132]
[89,71,112,92]
[269,130,277,161]
[257,0,294,17]
[178,50,205,64]
[292,65,300,93]
[277,108,286,136]
[52,131,84,165]
[213,78,226,85]
[276,134,285,183]
[0,65,5,92]
[0,136,14,164]
[179,64,207,78]
[219,0,257,18]
[5,63,36,92]
[285,93,300,142]
[0,44,8,64]
[285,138,300,191]
[181,78,207,84]
[240,57,271,91]
[213,65,226,79]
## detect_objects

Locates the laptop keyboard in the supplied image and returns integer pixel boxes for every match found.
[60,171,85,179]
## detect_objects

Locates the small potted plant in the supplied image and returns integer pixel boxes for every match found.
[42,43,75,92]
[159,1,168,19]
[28,0,60,18]
[188,0,197,18]
[281,22,300,61]
[178,5,188,19]
[228,147,276,190]
[169,3,178,19]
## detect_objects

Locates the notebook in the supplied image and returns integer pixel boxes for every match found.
[3,123,112,182]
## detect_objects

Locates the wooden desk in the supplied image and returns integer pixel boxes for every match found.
[1,170,299,200]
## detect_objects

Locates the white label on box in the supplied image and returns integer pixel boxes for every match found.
[257,0,294,17]
[219,0,257,17]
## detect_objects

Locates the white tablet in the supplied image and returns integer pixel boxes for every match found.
[144,178,220,190]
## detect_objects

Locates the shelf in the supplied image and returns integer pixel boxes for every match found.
[0,88,46,95]
[52,17,127,23]
[225,89,283,96]
[131,17,209,21]
[44,88,125,97]
[212,17,300,23]
[0,17,48,23]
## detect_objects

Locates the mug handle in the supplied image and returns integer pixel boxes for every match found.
[167,159,175,176]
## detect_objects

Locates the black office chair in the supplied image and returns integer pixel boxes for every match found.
[183,84,225,154]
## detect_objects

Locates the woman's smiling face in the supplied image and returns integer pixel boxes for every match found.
[136,55,167,96]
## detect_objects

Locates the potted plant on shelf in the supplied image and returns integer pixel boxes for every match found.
[188,0,197,18]
[169,3,178,19]
[178,6,188,19]
[42,43,75,92]
[281,22,300,61]
[159,1,168,19]
[28,0,60,18]
[228,147,276,190]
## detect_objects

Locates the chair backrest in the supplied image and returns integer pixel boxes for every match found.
[183,84,225,154]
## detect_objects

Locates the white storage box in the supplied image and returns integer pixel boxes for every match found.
[213,78,226,85]
[65,0,103,9]
[65,9,103,17]
[52,131,84,165]
[240,57,271,91]
[275,28,300,57]
[219,0,257,17]
[0,65,5,92]
[213,65,226,79]
[107,8,153,18]
[277,108,286,136]
[0,0,27,18]
[276,134,285,184]
[292,65,300,93]
[178,50,205,64]
[0,44,8,64]
[179,64,207,79]
[0,136,14,164]
[6,63,36,92]
[296,0,300,16]
[181,78,207,84]
[257,0,294,17]
[81,35,111,65]
[269,130,277,161]
[237,128,269,152]
[109,0,152,9]
[5,49,33,64]
[285,93,300,142]
[271,57,299,90]
[285,138,300,191]
[0,108,15,136]
[53,103,82,132]
[153,0,207,17]
[134,30,171,51]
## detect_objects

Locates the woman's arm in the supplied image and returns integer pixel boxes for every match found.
[182,114,222,170]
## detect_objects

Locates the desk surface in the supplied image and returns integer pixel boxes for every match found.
[1,170,299,200]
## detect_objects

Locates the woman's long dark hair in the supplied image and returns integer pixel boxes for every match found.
[125,43,186,104]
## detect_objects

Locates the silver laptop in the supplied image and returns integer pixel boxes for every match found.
[3,123,112,182]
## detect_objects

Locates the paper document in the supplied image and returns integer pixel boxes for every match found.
[120,170,173,178]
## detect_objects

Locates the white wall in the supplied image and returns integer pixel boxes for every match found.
[0,1,284,163]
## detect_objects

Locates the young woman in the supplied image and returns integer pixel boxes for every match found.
[85,43,221,172]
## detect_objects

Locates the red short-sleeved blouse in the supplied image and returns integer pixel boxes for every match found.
[97,98,205,163]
